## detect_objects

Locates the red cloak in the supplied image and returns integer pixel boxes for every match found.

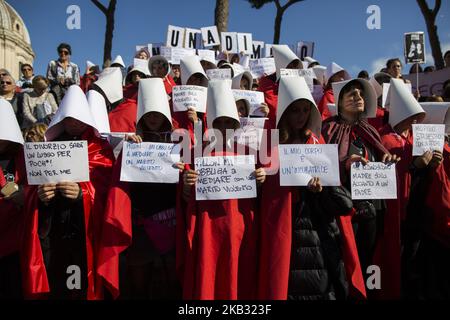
[257,134,366,300]
[425,143,450,248]
[257,74,278,129]
[368,108,388,133]
[0,148,26,258]
[96,153,132,299]
[317,88,333,121]
[20,130,114,299]
[109,98,138,133]
[177,144,259,300]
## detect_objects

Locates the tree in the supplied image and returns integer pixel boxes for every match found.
[417,0,444,69]
[91,0,117,68]
[215,0,229,35]
[247,0,305,44]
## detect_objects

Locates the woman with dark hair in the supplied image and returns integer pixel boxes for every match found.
[409,63,423,74]
[386,58,410,84]
[46,43,80,104]
[322,78,401,299]
[148,55,176,95]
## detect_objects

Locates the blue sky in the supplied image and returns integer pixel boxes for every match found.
[8,0,450,77]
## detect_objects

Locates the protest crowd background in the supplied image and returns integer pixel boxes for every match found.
[1,0,450,301]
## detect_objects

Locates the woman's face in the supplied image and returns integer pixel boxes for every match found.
[34,80,48,96]
[339,84,365,118]
[388,61,402,78]
[63,117,88,137]
[151,62,167,78]
[137,51,149,60]
[131,71,145,85]
[142,112,166,132]
[236,100,249,117]
[172,65,181,78]
[394,113,425,132]
[286,59,301,70]
[0,76,16,95]
[58,48,70,62]
[329,70,346,84]
[240,77,250,90]
[22,66,33,78]
[286,100,311,131]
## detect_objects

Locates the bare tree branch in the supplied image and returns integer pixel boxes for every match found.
[432,0,441,18]
[282,0,304,11]
[91,0,108,15]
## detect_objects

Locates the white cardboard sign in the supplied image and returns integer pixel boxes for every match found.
[201,26,220,47]
[195,155,257,201]
[120,142,180,183]
[251,41,265,59]
[24,141,89,185]
[172,85,208,113]
[232,90,265,115]
[351,162,397,200]
[221,32,238,54]
[234,117,266,150]
[237,33,253,55]
[279,144,341,186]
[166,25,185,48]
[412,124,445,156]
[279,68,315,92]
[206,68,232,80]
[249,58,276,79]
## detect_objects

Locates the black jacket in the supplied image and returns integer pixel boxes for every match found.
[288,186,351,300]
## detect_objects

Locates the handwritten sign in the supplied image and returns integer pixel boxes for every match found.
[232,90,265,116]
[206,68,232,80]
[412,124,445,155]
[279,144,340,186]
[234,117,266,150]
[351,162,397,200]
[160,47,195,64]
[195,155,257,201]
[197,49,216,64]
[24,141,89,185]
[120,142,180,183]
[249,58,276,79]
[172,85,207,113]
[279,68,315,92]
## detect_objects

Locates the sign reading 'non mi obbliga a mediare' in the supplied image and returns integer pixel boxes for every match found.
[195,155,257,201]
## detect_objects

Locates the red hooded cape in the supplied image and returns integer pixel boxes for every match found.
[257,134,367,300]
[20,131,114,299]
[176,144,259,300]
[317,88,334,121]
[257,74,278,130]
[109,98,138,133]
[96,153,132,299]
[0,148,26,258]
[425,143,450,248]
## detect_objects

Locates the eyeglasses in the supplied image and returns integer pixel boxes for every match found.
[0,81,13,85]
[22,68,32,72]
[59,50,69,55]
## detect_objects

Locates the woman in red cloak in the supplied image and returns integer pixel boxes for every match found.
[177,80,266,300]
[21,85,114,300]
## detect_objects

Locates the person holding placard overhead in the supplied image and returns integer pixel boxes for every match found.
[21,85,115,300]
[259,76,346,300]
[178,80,266,300]
[322,78,401,299]
[98,78,182,300]
[148,55,176,95]
[318,62,351,121]
[175,56,209,144]
[0,100,27,298]
[258,45,303,129]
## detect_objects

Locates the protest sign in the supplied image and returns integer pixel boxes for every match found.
[166,25,185,48]
[25,141,89,185]
[296,41,315,60]
[120,142,180,183]
[279,144,340,186]
[201,26,220,47]
[234,117,266,150]
[172,85,207,113]
[412,124,445,156]
[351,162,397,200]
[221,32,238,53]
[249,58,276,78]
[237,33,253,55]
[404,32,426,64]
[232,89,265,115]
[184,28,202,49]
[252,41,265,59]
[195,155,257,201]
[206,68,232,80]
[279,68,315,91]
[160,47,195,64]
[403,67,450,97]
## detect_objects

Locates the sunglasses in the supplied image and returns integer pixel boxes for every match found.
[22,68,32,71]
[59,50,69,55]
[0,81,12,85]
